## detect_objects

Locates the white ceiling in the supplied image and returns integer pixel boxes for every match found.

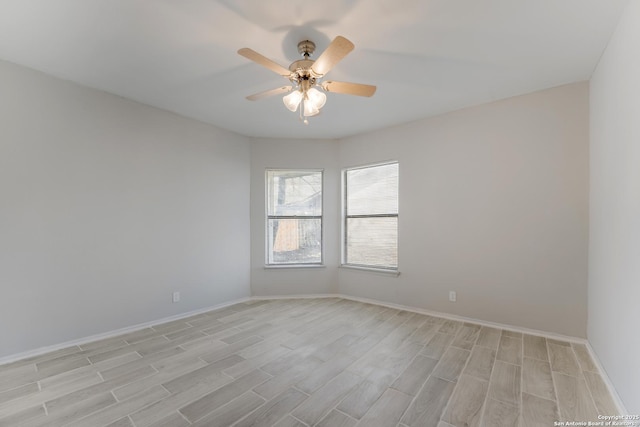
[0,0,629,139]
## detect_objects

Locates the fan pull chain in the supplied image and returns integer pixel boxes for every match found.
[298,100,309,125]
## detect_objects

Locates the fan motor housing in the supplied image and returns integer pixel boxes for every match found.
[289,59,314,73]
[297,40,316,57]
[289,59,317,84]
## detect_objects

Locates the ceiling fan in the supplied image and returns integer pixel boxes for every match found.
[238,36,376,124]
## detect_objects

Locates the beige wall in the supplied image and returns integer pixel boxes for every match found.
[250,138,340,296]
[1,56,591,361]
[0,59,251,359]
[338,82,589,337]
[589,0,640,413]
[251,83,590,338]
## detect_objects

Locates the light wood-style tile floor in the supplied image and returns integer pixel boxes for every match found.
[0,298,621,427]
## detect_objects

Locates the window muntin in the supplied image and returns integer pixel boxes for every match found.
[266,170,322,265]
[343,162,398,270]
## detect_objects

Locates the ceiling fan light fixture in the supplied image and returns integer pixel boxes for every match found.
[303,98,321,117]
[240,36,375,125]
[302,87,327,117]
[306,87,327,110]
[283,90,303,112]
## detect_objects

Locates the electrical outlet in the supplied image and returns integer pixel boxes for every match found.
[172,292,180,303]
[449,291,457,302]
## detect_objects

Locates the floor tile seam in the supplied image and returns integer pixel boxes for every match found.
[474,340,500,351]
[86,346,137,365]
[186,389,267,426]
[0,384,58,415]
[225,394,268,427]
[217,308,266,322]
[449,343,472,351]
[150,324,194,336]
[441,340,491,425]
[487,380,522,408]
[110,388,122,404]
[387,350,424,392]
[527,371,580,415]
[204,327,248,340]
[433,338,471,382]
[568,342,594,374]
[464,365,495,383]
[489,358,524,409]
[333,406,360,423]
[91,352,146,379]
[491,336,523,414]
[523,353,550,362]
[34,359,97,387]
[158,383,227,424]
[524,390,559,425]
[34,354,93,376]
[519,333,525,421]
[0,366,37,384]
[0,404,42,424]
[522,391,557,405]
[549,366,582,378]
[0,379,39,397]
[221,331,267,345]
[256,366,276,380]
[312,378,368,425]
[579,366,600,375]
[124,415,138,427]
[289,413,310,426]
[289,385,311,399]
[65,388,131,427]
[385,389,416,427]
[123,334,161,346]
[579,370,606,417]
[434,376,457,426]
[472,383,491,427]
[250,389,310,427]
[0,358,48,372]
[495,354,523,366]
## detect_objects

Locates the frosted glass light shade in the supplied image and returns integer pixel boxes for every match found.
[306,88,326,109]
[304,99,320,116]
[283,90,303,112]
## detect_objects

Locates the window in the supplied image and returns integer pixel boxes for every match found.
[266,169,323,265]
[343,162,398,270]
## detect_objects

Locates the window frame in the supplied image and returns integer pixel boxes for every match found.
[265,168,324,267]
[341,161,399,272]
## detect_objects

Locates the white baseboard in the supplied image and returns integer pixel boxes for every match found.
[252,293,628,414]
[333,294,590,344]
[250,293,341,300]
[0,297,251,366]
[585,342,629,415]
[2,292,626,417]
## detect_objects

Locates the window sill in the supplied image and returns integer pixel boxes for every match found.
[339,265,400,276]
[264,264,326,270]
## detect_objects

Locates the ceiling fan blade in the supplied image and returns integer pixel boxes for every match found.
[238,48,291,77]
[321,81,376,97]
[311,36,354,77]
[246,86,292,101]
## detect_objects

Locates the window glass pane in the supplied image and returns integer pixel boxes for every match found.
[346,163,398,216]
[267,218,322,264]
[267,170,322,216]
[346,217,397,269]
